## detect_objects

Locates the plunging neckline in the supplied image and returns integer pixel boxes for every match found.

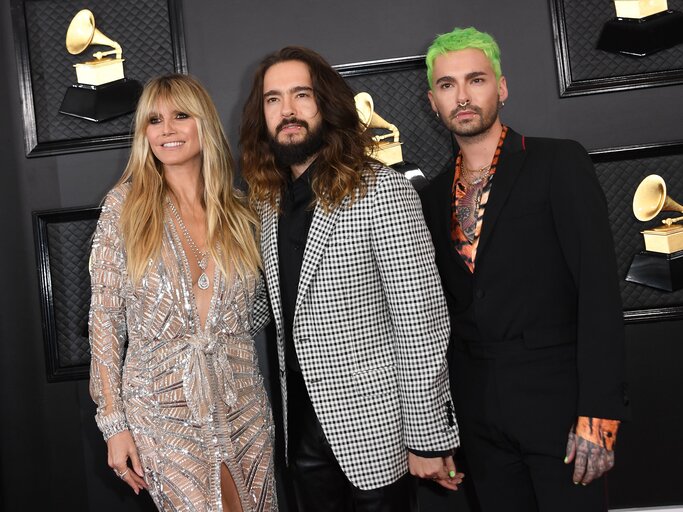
[166,212,218,333]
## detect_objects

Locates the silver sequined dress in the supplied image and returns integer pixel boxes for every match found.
[89,184,277,511]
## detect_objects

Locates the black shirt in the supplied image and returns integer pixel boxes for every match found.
[278,163,316,373]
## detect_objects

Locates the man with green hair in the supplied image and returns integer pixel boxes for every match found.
[420,26,629,511]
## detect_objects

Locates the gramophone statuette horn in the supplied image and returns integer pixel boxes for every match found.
[59,8,142,122]
[633,174,683,225]
[355,92,400,143]
[66,9,122,60]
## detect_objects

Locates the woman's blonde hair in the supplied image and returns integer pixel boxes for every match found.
[117,73,260,283]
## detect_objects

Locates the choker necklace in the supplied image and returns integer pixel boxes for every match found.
[167,199,210,290]
[460,162,493,187]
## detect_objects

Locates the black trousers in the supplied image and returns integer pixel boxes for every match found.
[287,371,417,512]
[452,343,608,512]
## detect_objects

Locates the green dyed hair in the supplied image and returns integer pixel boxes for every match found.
[426,26,502,89]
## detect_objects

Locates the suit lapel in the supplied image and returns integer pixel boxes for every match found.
[476,129,527,258]
[432,162,470,274]
[294,196,349,315]
[261,200,284,326]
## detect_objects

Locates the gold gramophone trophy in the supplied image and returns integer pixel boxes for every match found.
[59,9,142,122]
[596,0,683,56]
[625,174,683,291]
[354,92,428,190]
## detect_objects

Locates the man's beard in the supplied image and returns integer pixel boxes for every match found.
[447,99,501,139]
[268,118,325,168]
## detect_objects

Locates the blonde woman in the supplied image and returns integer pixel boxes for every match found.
[89,74,276,511]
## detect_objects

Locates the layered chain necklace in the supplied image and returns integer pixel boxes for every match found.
[451,125,508,244]
[460,162,493,187]
[167,199,211,290]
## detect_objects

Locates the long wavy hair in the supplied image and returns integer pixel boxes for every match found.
[239,46,376,211]
[117,74,261,283]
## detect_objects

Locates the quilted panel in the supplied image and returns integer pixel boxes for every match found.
[23,0,176,144]
[562,0,683,80]
[344,67,453,180]
[46,217,98,369]
[594,152,683,310]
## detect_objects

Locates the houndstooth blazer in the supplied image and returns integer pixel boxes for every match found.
[257,164,459,490]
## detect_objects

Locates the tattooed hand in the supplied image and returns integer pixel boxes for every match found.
[564,417,619,485]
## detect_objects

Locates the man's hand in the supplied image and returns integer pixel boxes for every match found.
[408,452,464,491]
[564,417,618,485]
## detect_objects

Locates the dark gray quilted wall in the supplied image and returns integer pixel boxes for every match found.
[561,0,683,80]
[594,150,683,311]
[24,0,175,144]
[343,66,453,179]
[46,216,97,371]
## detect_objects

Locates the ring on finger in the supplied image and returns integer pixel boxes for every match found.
[115,468,129,479]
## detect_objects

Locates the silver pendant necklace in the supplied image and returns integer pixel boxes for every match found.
[167,199,210,290]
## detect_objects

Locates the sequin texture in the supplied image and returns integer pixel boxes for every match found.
[89,184,277,511]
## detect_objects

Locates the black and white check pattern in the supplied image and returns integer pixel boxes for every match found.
[257,164,459,490]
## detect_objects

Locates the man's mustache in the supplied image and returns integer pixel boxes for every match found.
[276,117,309,133]
[449,104,481,119]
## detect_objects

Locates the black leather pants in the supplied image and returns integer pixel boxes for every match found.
[287,371,417,512]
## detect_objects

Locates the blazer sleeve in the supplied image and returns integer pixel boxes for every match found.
[249,273,272,337]
[549,140,629,420]
[369,169,460,451]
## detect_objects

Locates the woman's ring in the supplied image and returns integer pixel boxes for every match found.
[115,468,130,479]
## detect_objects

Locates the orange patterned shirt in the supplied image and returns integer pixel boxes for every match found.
[451,126,508,272]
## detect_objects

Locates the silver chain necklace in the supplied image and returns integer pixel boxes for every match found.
[167,198,210,290]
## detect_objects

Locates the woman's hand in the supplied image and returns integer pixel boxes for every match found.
[107,430,148,495]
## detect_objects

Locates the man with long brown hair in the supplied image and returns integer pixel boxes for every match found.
[240,46,461,511]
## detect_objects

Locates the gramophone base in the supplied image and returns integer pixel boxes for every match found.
[596,10,683,56]
[391,161,429,191]
[625,250,683,292]
[59,79,142,122]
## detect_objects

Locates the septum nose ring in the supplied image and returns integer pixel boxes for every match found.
[458,100,470,107]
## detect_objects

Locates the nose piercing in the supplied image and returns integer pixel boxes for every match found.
[458,100,470,107]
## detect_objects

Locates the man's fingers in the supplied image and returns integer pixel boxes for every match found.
[572,447,587,484]
[435,477,460,491]
[573,435,617,485]
[583,449,615,484]
[580,456,598,485]
[564,431,577,464]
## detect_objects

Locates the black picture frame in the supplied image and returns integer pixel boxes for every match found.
[549,0,683,96]
[590,141,683,323]
[33,206,100,382]
[10,0,187,157]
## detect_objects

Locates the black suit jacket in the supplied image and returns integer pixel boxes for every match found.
[420,128,629,420]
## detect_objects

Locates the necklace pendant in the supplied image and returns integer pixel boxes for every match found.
[197,272,210,290]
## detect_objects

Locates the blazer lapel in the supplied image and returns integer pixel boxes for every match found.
[260,201,284,327]
[432,161,470,274]
[294,196,349,315]
[476,128,527,258]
